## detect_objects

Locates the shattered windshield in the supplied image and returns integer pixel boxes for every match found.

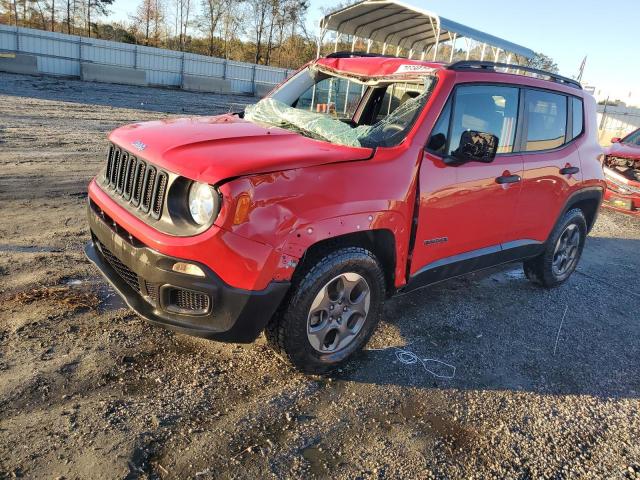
[244,67,435,148]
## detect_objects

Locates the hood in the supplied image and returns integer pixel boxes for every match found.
[607,141,640,160]
[108,114,374,184]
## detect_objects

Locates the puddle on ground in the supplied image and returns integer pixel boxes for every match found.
[96,287,127,312]
[369,398,474,451]
[301,445,348,476]
[63,275,126,312]
[503,268,526,280]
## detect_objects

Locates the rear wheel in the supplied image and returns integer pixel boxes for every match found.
[265,247,385,374]
[523,208,587,288]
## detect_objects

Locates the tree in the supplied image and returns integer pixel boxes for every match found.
[0,0,319,70]
[174,0,192,51]
[220,0,242,59]
[525,52,559,74]
[87,0,115,38]
[134,0,165,46]
[247,0,269,64]
[64,0,72,33]
[198,0,224,56]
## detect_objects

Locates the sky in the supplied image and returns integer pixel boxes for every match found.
[109,0,639,106]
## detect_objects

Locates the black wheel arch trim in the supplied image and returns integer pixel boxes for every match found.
[553,187,604,235]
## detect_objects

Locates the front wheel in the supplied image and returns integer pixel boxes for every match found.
[523,208,587,288]
[265,247,386,374]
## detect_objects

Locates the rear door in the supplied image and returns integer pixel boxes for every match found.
[514,89,583,242]
[411,84,524,277]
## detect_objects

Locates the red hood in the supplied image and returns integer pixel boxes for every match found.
[606,142,640,160]
[108,114,374,184]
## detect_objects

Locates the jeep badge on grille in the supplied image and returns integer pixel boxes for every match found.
[132,140,147,151]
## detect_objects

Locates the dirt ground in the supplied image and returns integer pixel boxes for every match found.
[1,72,639,480]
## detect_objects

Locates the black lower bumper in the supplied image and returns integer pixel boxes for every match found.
[85,203,289,343]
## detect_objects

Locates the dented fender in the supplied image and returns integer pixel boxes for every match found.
[273,210,410,285]
[215,151,420,288]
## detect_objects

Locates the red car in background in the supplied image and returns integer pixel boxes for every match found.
[603,128,640,215]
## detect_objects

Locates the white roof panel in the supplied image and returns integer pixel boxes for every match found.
[320,0,535,59]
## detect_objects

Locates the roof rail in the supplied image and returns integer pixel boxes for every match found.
[448,60,582,90]
[326,51,399,59]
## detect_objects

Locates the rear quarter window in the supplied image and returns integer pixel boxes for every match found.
[571,97,584,139]
[524,90,567,151]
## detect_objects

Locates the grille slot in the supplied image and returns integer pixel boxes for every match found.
[141,167,157,212]
[132,162,146,206]
[116,152,129,193]
[97,242,140,292]
[102,144,167,219]
[110,149,121,187]
[152,173,168,218]
[123,156,137,199]
[168,288,210,314]
[105,145,114,182]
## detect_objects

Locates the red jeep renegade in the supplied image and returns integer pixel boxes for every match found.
[85,56,605,373]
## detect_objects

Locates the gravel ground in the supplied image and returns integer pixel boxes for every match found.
[0,72,639,480]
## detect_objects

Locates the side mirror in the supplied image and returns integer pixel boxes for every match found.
[445,130,499,165]
[611,137,621,144]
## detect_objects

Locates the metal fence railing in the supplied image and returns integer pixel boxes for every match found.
[0,24,295,95]
[596,105,640,145]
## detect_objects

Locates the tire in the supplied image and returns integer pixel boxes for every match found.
[265,247,386,374]
[523,208,587,288]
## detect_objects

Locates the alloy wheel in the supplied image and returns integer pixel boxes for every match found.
[552,223,581,278]
[306,272,371,353]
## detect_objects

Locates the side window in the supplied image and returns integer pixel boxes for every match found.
[294,77,359,119]
[524,90,567,151]
[571,97,584,139]
[447,85,519,155]
[426,100,452,155]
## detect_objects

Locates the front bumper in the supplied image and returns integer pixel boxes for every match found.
[85,201,290,342]
[603,185,640,216]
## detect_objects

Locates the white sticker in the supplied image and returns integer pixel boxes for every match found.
[395,64,435,74]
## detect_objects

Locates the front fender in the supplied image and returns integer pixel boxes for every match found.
[276,211,409,287]
[215,160,418,287]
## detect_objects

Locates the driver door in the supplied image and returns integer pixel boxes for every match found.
[410,84,524,278]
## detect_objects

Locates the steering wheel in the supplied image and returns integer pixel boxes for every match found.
[381,123,405,139]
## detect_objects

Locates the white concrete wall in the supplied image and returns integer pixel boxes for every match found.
[0,24,293,96]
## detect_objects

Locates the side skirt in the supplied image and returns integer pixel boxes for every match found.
[403,240,544,293]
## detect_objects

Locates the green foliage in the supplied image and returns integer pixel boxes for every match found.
[525,52,559,74]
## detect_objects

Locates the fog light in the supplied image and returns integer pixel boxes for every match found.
[172,262,205,277]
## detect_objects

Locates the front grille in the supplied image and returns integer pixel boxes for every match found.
[168,288,210,314]
[97,241,140,292]
[103,144,168,219]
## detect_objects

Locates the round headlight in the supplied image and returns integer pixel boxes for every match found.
[188,182,216,225]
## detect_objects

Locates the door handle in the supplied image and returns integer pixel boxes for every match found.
[560,166,580,175]
[495,174,521,184]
